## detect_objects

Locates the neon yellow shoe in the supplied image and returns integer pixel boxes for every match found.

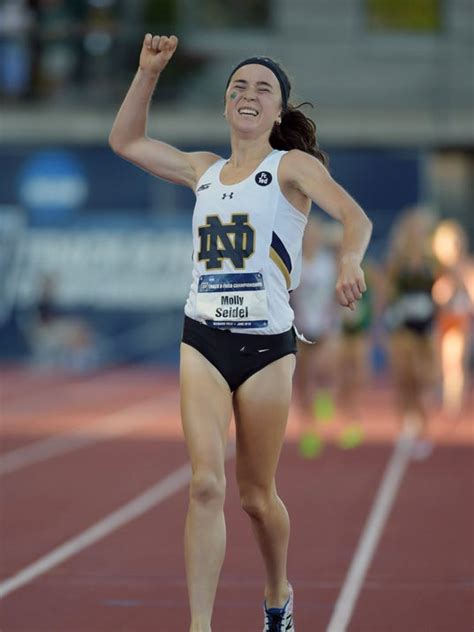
[312,390,335,425]
[338,424,364,449]
[298,431,323,459]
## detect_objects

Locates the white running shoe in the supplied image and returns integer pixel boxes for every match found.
[263,583,295,631]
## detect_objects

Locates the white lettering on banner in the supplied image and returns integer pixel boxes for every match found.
[0,208,25,324]
[14,229,193,309]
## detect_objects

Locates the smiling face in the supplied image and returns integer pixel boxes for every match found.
[224,64,283,136]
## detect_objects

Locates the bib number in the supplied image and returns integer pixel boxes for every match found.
[197,272,268,329]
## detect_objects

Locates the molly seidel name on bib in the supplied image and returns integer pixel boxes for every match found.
[197,272,268,328]
[218,294,247,318]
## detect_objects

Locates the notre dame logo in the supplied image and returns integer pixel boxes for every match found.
[198,214,255,269]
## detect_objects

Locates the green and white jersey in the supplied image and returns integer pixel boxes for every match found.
[184,150,307,334]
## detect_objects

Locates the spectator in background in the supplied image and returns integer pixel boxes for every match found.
[384,206,438,460]
[26,273,98,372]
[34,0,78,98]
[0,0,35,99]
[432,219,474,417]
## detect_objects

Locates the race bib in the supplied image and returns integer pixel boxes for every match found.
[197,272,268,329]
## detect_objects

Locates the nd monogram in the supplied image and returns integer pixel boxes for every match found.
[198,214,255,269]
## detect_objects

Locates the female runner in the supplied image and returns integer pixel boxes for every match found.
[110,33,372,632]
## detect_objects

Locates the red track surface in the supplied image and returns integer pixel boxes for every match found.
[0,366,472,631]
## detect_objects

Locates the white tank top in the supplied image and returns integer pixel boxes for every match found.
[184,149,307,335]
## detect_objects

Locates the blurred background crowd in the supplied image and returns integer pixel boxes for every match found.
[0,0,473,450]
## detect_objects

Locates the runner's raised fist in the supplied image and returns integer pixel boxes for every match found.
[139,34,178,75]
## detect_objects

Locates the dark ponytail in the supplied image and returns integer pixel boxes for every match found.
[269,102,328,168]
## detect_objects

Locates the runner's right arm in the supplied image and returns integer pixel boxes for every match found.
[109,34,219,190]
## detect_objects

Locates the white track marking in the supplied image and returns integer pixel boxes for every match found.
[0,442,236,600]
[1,369,115,409]
[326,425,417,632]
[0,393,176,476]
[2,369,169,413]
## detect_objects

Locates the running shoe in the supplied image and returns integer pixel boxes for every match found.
[338,424,364,449]
[313,390,335,424]
[298,430,323,459]
[263,583,295,631]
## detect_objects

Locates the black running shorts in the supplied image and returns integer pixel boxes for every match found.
[181,316,297,392]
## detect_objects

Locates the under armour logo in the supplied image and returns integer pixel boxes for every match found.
[222,192,234,199]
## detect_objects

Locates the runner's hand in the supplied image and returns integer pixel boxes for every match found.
[336,255,366,311]
[139,34,178,75]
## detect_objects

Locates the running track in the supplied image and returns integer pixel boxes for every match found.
[0,365,472,631]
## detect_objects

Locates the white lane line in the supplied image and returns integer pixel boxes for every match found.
[2,371,104,409]
[326,425,417,632]
[2,369,170,415]
[0,393,176,476]
[0,465,190,599]
[0,443,235,600]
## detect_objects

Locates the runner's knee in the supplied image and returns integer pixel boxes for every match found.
[240,487,272,520]
[189,471,226,506]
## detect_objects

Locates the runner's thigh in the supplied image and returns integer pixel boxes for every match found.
[233,354,295,488]
[180,342,233,474]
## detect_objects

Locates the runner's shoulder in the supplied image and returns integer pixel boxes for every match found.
[188,151,222,183]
